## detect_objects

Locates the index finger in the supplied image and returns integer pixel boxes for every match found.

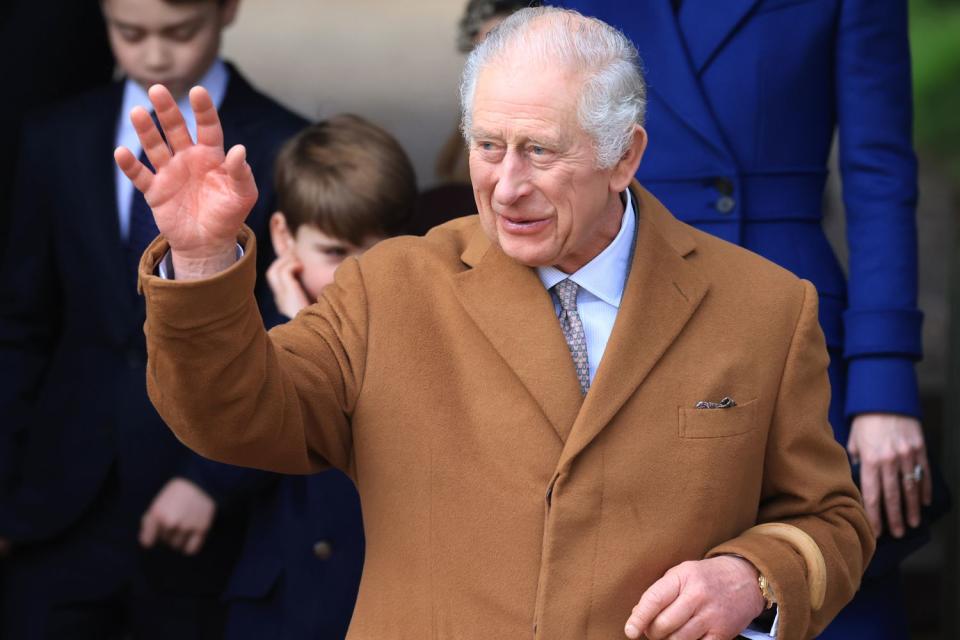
[625,573,681,638]
[190,86,224,150]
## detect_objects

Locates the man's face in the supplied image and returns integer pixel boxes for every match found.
[289,224,382,301]
[467,60,625,274]
[101,0,236,99]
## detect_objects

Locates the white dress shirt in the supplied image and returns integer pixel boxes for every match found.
[114,59,229,241]
[537,189,635,385]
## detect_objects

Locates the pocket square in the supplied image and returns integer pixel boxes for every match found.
[695,397,737,410]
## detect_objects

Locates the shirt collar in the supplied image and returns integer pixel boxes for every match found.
[119,58,229,140]
[536,189,636,308]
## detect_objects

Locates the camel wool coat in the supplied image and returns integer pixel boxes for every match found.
[139,186,873,639]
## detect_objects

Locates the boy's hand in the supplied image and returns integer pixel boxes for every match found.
[139,477,216,556]
[266,251,311,319]
[114,85,258,280]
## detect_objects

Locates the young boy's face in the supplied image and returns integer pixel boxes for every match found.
[272,214,382,301]
[101,0,238,100]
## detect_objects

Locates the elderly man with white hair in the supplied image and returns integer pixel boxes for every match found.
[116,7,872,639]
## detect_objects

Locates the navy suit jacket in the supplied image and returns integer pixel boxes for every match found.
[0,65,305,566]
[224,470,364,639]
[557,0,931,574]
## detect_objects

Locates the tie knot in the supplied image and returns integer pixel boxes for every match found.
[553,279,579,312]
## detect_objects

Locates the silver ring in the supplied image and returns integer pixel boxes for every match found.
[912,464,924,483]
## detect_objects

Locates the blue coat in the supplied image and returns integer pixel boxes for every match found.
[0,65,304,602]
[555,1,925,635]
[556,0,922,443]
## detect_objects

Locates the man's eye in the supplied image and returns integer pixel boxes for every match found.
[480,142,495,151]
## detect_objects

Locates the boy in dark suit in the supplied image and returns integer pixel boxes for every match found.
[223,115,416,639]
[0,0,304,637]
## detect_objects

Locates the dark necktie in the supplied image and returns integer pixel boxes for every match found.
[672,0,683,14]
[126,112,164,287]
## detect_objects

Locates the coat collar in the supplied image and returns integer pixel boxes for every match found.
[677,0,762,73]
[454,182,708,455]
[558,183,707,470]
[628,0,757,160]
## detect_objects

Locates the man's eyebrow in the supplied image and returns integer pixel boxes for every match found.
[467,128,499,141]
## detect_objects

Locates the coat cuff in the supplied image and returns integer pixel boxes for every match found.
[138,226,259,333]
[842,308,923,359]
[844,356,921,420]
[706,528,815,639]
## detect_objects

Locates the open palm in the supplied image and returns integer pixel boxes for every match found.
[114,85,258,262]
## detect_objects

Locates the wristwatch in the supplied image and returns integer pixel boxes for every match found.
[758,574,776,610]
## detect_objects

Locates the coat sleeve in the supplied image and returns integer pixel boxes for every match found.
[141,226,365,476]
[707,281,875,639]
[836,0,922,419]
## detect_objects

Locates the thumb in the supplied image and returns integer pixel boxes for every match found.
[224,144,257,200]
[139,510,160,548]
[626,572,681,638]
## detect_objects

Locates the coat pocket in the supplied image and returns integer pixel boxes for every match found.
[679,397,759,439]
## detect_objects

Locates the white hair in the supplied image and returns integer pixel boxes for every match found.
[459,6,646,169]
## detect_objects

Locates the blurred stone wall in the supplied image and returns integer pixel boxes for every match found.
[222,0,466,188]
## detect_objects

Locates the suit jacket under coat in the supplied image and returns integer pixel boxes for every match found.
[140,185,873,639]
[557,0,923,431]
[0,65,305,548]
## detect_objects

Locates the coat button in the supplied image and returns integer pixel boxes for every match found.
[715,195,735,214]
[714,177,734,195]
[313,540,333,560]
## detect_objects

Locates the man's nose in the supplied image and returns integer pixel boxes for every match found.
[493,149,531,207]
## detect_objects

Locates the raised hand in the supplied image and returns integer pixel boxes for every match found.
[114,85,258,280]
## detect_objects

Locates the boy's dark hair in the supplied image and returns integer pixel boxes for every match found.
[274,115,418,244]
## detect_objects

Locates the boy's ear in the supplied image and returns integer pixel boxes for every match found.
[219,0,240,28]
[270,212,293,256]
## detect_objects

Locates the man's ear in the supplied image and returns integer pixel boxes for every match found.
[609,125,648,194]
[220,0,241,28]
[270,212,293,256]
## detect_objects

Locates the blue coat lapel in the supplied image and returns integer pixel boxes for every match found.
[627,1,730,159]
[677,0,762,72]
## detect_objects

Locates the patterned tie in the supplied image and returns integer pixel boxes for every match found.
[126,112,164,287]
[553,279,590,395]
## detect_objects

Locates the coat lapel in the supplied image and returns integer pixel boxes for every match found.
[628,1,730,159]
[677,0,762,73]
[453,228,584,444]
[557,185,709,471]
[86,83,141,319]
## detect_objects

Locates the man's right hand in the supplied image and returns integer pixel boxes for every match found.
[114,85,258,280]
